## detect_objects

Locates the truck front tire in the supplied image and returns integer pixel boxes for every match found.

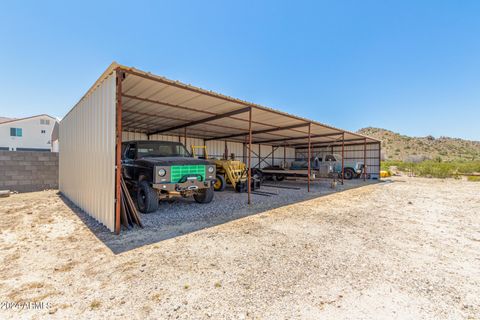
[137,181,159,213]
[343,168,355,180]
[194,187,214,203]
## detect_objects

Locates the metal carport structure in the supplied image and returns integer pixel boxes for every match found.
[59,62,380,233]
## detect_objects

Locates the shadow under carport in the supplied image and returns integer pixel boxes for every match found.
[60,178,380,254]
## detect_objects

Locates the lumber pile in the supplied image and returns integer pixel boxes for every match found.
[120,176,143,229]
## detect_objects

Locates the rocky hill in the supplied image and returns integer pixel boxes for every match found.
[358,127,480,161]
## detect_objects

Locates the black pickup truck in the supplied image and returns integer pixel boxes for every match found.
[122,140,216,213]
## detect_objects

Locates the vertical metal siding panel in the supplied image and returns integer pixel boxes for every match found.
[187,137,203,149]
[59,74,116,231]
[226,141,243,160]
[299,144,380,176]
[146,134,204,155]
[136,132,145,140]
[250,143,259,168]
[273,147,284,166]
[369,144,380,175]
[150,134,179,142]
[286,147,295,163]
[122,131,147,141]
[205,140,224,159]
[260,145,272,168]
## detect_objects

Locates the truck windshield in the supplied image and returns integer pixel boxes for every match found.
[325,154,338,161]
[137,142,191,158]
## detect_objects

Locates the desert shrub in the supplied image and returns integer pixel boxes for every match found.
[382,160,480,178]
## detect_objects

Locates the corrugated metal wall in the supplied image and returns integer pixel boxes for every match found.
[122,132,295,168]
[295,143,381,175]
[59,74,117,231]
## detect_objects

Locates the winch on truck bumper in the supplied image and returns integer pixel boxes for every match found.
[153,179,214,192]
[122,140,216,213]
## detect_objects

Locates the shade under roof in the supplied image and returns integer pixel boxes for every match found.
[90,62,380,147]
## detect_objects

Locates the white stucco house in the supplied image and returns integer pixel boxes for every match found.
[0,114,58,152]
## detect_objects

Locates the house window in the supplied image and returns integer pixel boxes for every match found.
[10,128,22,137]
[40,119,50,125]
[41,130,46,134]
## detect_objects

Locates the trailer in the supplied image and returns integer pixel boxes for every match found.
[257,167,323,181]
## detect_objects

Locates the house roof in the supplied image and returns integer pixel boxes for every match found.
[0,114,57,125]
[0,117,13,124]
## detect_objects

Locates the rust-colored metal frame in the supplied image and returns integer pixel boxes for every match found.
[295,139,382,181]
[250,146,279,169]
[119,68,377,146]
[363,138,367,181]
[307,123,311,192]
[115,69,123,234]
[205,123,310,141]
[247,108,252,205]
[148,106,252,136]
[120,67,365,140]
[112,67,382,231]
[121,93,306,138]
[255,132,342,145]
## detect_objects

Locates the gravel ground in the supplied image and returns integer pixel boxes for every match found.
[99,178,377,253]
[0,177,479,319]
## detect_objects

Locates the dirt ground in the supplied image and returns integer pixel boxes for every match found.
[0,177,479,319]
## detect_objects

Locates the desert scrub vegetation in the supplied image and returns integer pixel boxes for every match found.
[382,160,480,178]
[90,299,101,310]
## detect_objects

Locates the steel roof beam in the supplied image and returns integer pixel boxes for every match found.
[147,107,251,136]
[120,67,378,142]
[122,93,309,136]
[293,138,374,148]
[204,122,310,141]
[254,132,343,144]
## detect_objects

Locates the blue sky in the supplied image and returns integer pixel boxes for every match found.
[0,1,479,140]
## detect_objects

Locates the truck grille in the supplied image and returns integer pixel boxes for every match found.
[170,165,205,182]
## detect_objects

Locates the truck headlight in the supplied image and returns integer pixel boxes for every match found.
[158,168,167,177]
[207,166,215,173]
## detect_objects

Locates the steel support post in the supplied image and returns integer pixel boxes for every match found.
[184,127,187,147]
[243,142,246,164]
[272,147,275,167]
[248,108,252,205]
[363,138,367,181]
[379,142,382,179]
[258,144,261,168]
[341,132,345,185]
[115,69,123,235]
[307,123,311,192]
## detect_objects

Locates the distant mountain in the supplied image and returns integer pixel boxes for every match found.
[358,127,480,161]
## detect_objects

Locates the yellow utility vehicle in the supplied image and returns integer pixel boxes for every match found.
[191,146,260,192]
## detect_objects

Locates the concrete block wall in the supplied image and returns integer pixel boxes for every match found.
[0,151,58,192]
